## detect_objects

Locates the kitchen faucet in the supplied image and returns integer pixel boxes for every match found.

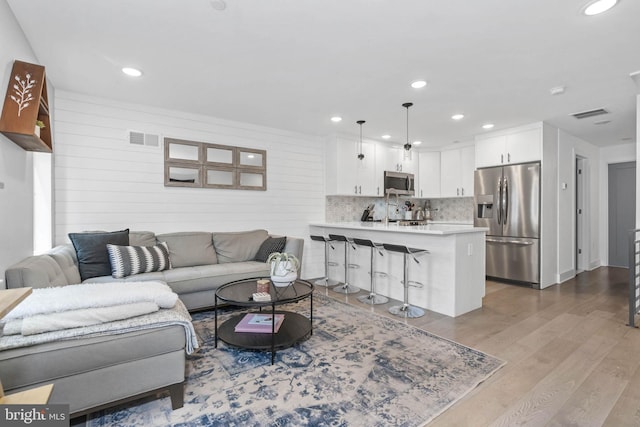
[383,192,401,224]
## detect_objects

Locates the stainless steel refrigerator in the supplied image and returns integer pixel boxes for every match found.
[474,162,540,285]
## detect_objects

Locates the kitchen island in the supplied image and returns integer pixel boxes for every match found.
[309,222,487,317]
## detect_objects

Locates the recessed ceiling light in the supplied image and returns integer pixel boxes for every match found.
[482,123,495,130]
[330,116,342,123]
[413,141,422,145]
[582,0,618,15]
[411,80,427,89]
[122,67,143,77]
[593,119,611,125]
[549,86,566,95]
[451,114,465,120]
[210,0,227,11]
[381,134,391,139]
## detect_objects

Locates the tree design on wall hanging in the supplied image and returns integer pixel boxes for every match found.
[10,73,36,117]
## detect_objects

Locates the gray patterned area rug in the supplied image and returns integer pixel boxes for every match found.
[88,294,505,426]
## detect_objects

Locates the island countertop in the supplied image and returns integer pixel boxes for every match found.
[309,221,488,236]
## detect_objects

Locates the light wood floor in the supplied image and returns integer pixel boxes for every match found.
[321,267,640,427]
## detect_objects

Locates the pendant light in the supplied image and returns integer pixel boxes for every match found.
[356,120,365,160]
[402,102,413,160]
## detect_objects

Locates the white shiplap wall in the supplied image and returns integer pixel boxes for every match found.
[53,90,326,278]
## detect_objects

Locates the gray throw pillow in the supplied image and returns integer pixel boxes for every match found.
[107,242,171,278]
[68,229,130,281]
[254,236,287,262]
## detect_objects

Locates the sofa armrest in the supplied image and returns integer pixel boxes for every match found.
[5,255,69,289]
[282,236,304,275]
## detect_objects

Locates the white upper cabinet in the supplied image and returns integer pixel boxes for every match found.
[475,124,542,168]
[326,136,377,196]
[418,151,440,198]
[440,146,475,197]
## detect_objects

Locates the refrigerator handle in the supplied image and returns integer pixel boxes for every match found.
[497,177,502,225]
[503,177,509,224]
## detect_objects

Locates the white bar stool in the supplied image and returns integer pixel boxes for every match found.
[328,234,361,294]
[382,243,429,318]
[310,235,340,287]
[353,238,389,305]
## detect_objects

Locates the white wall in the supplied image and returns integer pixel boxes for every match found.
[0,1,43,285]
[540,123,558,289]
[53,90,326,278]
[556,129,600,282]
[598,143,636,266]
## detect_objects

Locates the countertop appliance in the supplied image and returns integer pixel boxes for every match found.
[474,162,540,285]
[384,171,415,196]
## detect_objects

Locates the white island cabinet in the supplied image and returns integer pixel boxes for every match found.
[309,222,487,317]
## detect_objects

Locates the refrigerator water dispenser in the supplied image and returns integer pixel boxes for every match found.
[476,195,494,218]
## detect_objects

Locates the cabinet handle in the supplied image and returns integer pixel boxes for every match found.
[461,188,464,196]
[359,185,362,194]
[508,153,511,163]
[354,185,358,194]
[457,188,460,196]
[421,190,423,197]
[400,164,403,172]
[501,154,504,164]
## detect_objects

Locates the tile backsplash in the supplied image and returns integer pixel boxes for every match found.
[326,196,474,223]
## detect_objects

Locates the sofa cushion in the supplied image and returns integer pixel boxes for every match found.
[107,242,171,278]
[213,229,269,263]
[68,230,130,281]
[254,236,287,262]
[162,261,270,295]
[47,244,81,285]
[156,232,217,268]
[129,231,157,246]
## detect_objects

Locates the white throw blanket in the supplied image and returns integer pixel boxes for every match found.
[0,299,199,354]
[3,281,178,320]
[2,302,160,336]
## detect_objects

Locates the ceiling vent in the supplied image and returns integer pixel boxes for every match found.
[128,130,160,147]
[571,108,609,119]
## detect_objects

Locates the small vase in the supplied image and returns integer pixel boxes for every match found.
[270,261,297,287]
[34,126,41,137]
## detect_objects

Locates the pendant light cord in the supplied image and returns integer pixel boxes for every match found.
[357,120,365,160]
[402,102,413,151]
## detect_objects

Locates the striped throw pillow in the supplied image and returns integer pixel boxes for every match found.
[107,242,171,279]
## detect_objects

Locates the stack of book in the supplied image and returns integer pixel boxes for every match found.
[234,313,285,333]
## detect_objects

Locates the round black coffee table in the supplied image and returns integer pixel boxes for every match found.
[214,278,313,364]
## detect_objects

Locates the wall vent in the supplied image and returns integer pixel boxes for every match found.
[128,131,160,147]
[571,108,609,119]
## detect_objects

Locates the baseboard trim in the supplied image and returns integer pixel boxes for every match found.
[558,269,576,283]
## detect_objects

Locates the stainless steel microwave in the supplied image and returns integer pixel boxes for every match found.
[384,171,415,196]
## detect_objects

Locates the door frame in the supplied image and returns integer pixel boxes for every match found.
[575,156,588,273]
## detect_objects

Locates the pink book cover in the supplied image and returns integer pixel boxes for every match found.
[234,313,285,333]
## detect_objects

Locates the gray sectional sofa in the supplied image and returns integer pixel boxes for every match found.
[1,229,304,416]
[5,229,304,310]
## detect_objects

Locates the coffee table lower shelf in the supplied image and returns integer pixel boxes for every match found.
[217,311,311,363]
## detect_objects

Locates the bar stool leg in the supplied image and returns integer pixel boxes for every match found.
[357,245,388,305]
[389,253,425,318]
[315,239,339,287]
[333,240,360,294]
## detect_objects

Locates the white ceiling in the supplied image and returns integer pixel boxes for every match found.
[7,0,640,148]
